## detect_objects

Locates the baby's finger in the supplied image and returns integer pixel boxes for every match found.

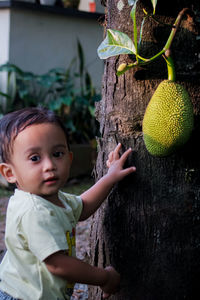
[120,166,136,177]
[120,147,133,164]
[108,151,114,162]
[106,160,111,168]
[113,143,122,159]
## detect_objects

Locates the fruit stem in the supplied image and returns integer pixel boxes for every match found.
[163,50,176,82]
[163,8,190,51]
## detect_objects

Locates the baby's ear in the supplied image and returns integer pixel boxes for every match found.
[0,163,16,184]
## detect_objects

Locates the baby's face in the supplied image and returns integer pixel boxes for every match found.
[8,123,73,202]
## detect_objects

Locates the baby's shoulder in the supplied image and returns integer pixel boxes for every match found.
[8,190,47,216]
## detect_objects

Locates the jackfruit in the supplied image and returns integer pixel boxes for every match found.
[142,80,194,157]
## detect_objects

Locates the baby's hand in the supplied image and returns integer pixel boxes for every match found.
[106,143,136,183]
[100,266,120,299]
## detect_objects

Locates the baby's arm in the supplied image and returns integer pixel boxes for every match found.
[44,251,120,299]
[79,143,136,221]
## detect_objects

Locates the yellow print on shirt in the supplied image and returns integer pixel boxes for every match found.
[66,228,76,256]
[66,228,76,292]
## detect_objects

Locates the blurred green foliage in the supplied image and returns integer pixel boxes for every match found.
[0,41,101,144]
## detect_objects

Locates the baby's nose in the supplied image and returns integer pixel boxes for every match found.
[43,157,56,171]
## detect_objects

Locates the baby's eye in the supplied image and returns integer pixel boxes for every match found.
[30,155,40,162]
[53,151,64,158]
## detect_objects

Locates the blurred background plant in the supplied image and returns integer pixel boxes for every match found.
[0,40,101,145]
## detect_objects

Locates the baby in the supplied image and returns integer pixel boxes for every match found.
[0,107,136,300]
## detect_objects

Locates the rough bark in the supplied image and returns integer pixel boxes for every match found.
[89,1,200,299]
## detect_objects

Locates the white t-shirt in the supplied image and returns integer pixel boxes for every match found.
[0,189,83,300]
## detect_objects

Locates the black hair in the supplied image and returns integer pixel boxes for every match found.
[0,107,70,163]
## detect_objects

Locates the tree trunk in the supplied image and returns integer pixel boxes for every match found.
[89,1,200,299]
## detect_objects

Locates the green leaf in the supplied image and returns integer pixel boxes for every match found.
[65,119,76,132]
[0,91,11,99]
[130,0,138,21]
[97,29,136,59]
[49,98,63,110]
[138,17,146,50]
[0,63,24,76]
[61,96,73,106]
[7,71,17,101]
[88,105,95,117]
[92,94,101,102]
[151,0,157,14]
[77,39,84,76]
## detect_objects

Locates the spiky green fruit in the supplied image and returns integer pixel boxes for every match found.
[142,80,194,157]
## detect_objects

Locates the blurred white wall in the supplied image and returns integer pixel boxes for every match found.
[0,9,10,94]
[0,5,104,91]
[0,10,10,65]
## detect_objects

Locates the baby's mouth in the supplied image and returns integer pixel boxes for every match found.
[44,177,58,184]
